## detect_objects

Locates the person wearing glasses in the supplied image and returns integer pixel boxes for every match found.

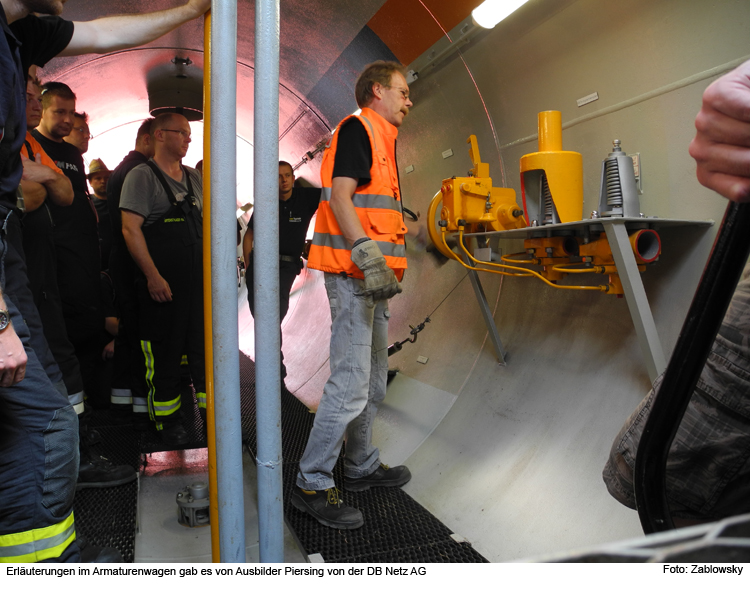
[63,111,91,155]
[120,113,205,446]
[293,61,413,530]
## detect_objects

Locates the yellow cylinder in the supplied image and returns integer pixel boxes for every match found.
[538,111,562,152]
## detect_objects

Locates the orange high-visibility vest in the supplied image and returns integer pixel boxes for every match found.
[308,107,407,281]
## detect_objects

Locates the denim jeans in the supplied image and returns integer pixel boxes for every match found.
[297,272,390,490]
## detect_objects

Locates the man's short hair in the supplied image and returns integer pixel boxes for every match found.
[150,113,178,135]
[40,81,76,109]
[137,118,155,139]
[279,160,293,172]
[355,61,406,109]
[26,73,42,89]
[73,111,89,122]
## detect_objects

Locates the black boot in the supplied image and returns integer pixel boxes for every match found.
[291,487,364,530]
[78,411,137,489]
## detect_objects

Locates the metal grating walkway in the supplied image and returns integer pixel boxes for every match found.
[239,354,487,563]
[79,383,207,562]
[75,353,487,563]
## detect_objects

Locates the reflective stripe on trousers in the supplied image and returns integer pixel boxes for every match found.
[0,511,75,563]
[141,339,182,428]
[110,388,133,406]
[68,389,84,415]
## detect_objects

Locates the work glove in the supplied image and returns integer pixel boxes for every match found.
[350,239,402,301]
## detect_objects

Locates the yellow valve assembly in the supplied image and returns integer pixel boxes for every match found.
[427,135,527,259]
[520,111,583,225]
[515,228,662,295]
[427,126,662,296]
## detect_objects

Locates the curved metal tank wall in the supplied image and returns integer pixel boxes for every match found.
[36,0,750,562]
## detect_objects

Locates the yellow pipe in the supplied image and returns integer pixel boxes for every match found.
[202,10,220,564]
[444,226,608,292]
[550,263,606,274]
[440,228,534,278]
[538,110,562,152]
[500,252,540,265]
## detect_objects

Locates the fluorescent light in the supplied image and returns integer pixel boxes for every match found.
[472,0,530,29]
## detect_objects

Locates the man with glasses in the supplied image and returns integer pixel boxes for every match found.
[120,113,205,446]
[64,111,91,155]
[293,61,413,530]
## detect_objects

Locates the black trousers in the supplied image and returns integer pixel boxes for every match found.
[246,256,301,380]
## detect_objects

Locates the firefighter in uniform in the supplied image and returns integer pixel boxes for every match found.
[120,113,205,446]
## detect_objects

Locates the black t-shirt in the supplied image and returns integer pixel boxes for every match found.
[248,185,321,258]
[29,130,98,275]
[10,15,73,79]
[1,13,73,203]
[332,118,372,186]
[30,129,88,193]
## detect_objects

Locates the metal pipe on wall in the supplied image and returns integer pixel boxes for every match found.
[209,0,245,562]
[253,0,285,563]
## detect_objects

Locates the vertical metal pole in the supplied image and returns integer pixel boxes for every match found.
[210,0,245,562]
[254,0,285,563]
[202,9,221,563]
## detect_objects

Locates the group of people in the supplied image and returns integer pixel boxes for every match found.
[1,0,414,560]
[1,0,212,563]
[3,0,748,568]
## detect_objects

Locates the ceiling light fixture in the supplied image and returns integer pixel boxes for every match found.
[472,0,530,29]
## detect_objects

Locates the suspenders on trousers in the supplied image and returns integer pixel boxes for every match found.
[137,163,205,429]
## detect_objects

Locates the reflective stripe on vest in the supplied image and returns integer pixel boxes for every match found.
[0,510,75,563]
[308,108,407,280]
[319,187,403,213]
[311,232,406,259]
